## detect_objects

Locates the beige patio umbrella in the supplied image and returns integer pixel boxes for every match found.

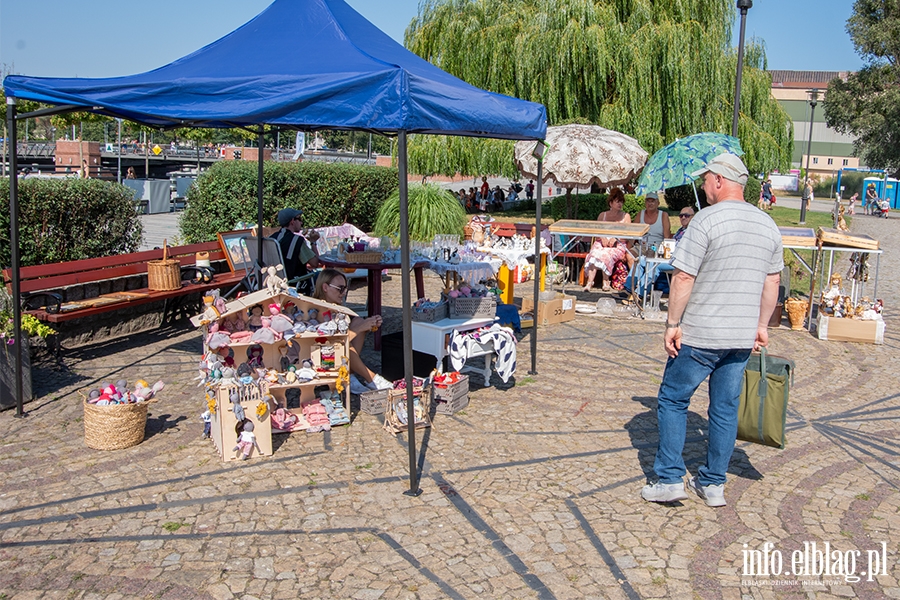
[515,123,648,218]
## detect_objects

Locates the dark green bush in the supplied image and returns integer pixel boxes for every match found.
[744,177,762,208]
[0,178,142,268]
[179,161,399,242]
[549,192,647,221]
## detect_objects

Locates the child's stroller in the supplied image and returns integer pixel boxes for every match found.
[872,198,890,218]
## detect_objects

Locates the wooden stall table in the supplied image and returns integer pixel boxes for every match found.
[318,256,427,350]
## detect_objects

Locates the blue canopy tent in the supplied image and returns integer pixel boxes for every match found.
[4,0,547,494]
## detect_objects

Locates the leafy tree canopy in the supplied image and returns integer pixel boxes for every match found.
[825,0,900,175]
[404,0,792,180]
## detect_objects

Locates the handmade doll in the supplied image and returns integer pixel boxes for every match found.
[236,362,254,386]
[247,305,264,331]
[268,303,294,334]
[250,317,280,344]
[200,410,212,439]
[232,419,261,460]
[221,312,246,334]
[247,345,265,369]
[206,322,232,350]
[271,407,300,432]
[279,345,293,372]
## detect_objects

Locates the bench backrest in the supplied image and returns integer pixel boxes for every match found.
[3,241,226,294]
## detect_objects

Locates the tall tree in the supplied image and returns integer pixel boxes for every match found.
[825,0,900,176]
[404,0,792,179]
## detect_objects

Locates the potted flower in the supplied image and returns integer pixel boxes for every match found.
[0,298,56,409]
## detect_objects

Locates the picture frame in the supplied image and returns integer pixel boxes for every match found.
[217,229,254,272]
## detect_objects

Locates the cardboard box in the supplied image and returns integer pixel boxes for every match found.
[817,315,884,344]
[520,293,576,326]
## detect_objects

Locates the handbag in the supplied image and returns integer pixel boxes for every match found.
[737,347,794,448]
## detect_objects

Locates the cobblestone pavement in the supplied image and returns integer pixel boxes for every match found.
[1,214,898,599]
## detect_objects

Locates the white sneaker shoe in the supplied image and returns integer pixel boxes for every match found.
[370,374,393,391]
[641,481,689,503]
[349,374,370,395]
[688,477,726,507]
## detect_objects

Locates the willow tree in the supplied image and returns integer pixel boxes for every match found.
[405,0,792,179]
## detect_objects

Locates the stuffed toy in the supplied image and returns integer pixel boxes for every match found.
[230,387,245,421]
[268,303,294,334]
[296,358,317,382]
[247,305,264,331]
[232,419,261,460]
[206,322,232,350]
[246,345,264,369]
[200,410,212,439]
[278,345,293,372]
[264,265,290,295]
[250,317,280,344]
[221,312,246,334]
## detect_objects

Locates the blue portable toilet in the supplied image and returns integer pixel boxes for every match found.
[885,179,900,209]
[862,177,883,200]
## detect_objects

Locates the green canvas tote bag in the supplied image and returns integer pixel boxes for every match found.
[738,347,794,449]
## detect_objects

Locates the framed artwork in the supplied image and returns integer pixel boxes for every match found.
[217,229,253,272]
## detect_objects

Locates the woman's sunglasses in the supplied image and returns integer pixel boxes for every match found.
[326,283,348,293]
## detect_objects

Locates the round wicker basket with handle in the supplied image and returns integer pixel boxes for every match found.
[147,240,182,291]
[83,399,150,450]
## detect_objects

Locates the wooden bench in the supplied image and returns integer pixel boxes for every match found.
[2,241,245,325]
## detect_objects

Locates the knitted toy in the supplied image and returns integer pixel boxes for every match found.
[232,419,261,460]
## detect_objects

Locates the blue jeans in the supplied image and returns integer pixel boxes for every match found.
[653,345,751,486]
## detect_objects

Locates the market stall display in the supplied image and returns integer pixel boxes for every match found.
[190,286,354,461]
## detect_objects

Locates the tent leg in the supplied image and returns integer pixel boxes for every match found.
[529,159,542,375]
[7,98,26,418]
[398,131,422,497]
[257,129,265,270]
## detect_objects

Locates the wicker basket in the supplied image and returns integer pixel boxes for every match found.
[83,400,150,450]
[449,295,497,319]
[432,375,470,415]
[412,301,449,323]
[344,251,383,264]
[147,241,181,291]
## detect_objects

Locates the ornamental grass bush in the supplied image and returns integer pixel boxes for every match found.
[373,183,467,242]
[0,177,142,269]
[179,161,399,242]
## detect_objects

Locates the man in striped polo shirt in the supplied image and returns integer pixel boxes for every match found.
[641,153,783,508]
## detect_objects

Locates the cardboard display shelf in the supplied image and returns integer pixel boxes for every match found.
[779,227,817,247]
[816,228,880,250]
[817,315,884,344]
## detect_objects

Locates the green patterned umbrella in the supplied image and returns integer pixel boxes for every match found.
[635,133,743,195]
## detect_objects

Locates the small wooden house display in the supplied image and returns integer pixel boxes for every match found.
[191,288,355,461]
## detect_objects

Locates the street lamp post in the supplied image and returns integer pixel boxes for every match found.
[800,88,819,225]
[732,0,753,137]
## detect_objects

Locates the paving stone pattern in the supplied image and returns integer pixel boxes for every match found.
[1,214,898,599]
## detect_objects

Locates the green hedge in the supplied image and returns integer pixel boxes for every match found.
[0,178,142,269]
[179,161,399,242]
[549,192,651,221]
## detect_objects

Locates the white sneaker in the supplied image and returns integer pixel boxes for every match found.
[688,477,726,507]
[641,481,689,503]
[349,374,370,395]
[370,374,393,391]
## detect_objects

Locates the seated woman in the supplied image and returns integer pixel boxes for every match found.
[313,269,392,393]
[638,191,672,251]
[583,187,631,292]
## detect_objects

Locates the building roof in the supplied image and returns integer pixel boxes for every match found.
[769,70,850,88]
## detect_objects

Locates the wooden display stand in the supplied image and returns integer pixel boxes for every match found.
[193,289,355,461]
[210,383,274,461]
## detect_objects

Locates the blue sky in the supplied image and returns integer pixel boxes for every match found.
[0,0,864,79]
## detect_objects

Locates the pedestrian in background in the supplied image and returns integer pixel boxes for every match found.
[641,153,783,508]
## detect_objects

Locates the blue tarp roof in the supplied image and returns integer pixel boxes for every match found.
[3,0,546,140]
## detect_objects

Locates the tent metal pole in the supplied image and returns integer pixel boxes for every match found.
[6,97,26,418]
[529,158,543,375]
[398,131,421,497]
[257,129,265,281]
[116,119,122,184]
